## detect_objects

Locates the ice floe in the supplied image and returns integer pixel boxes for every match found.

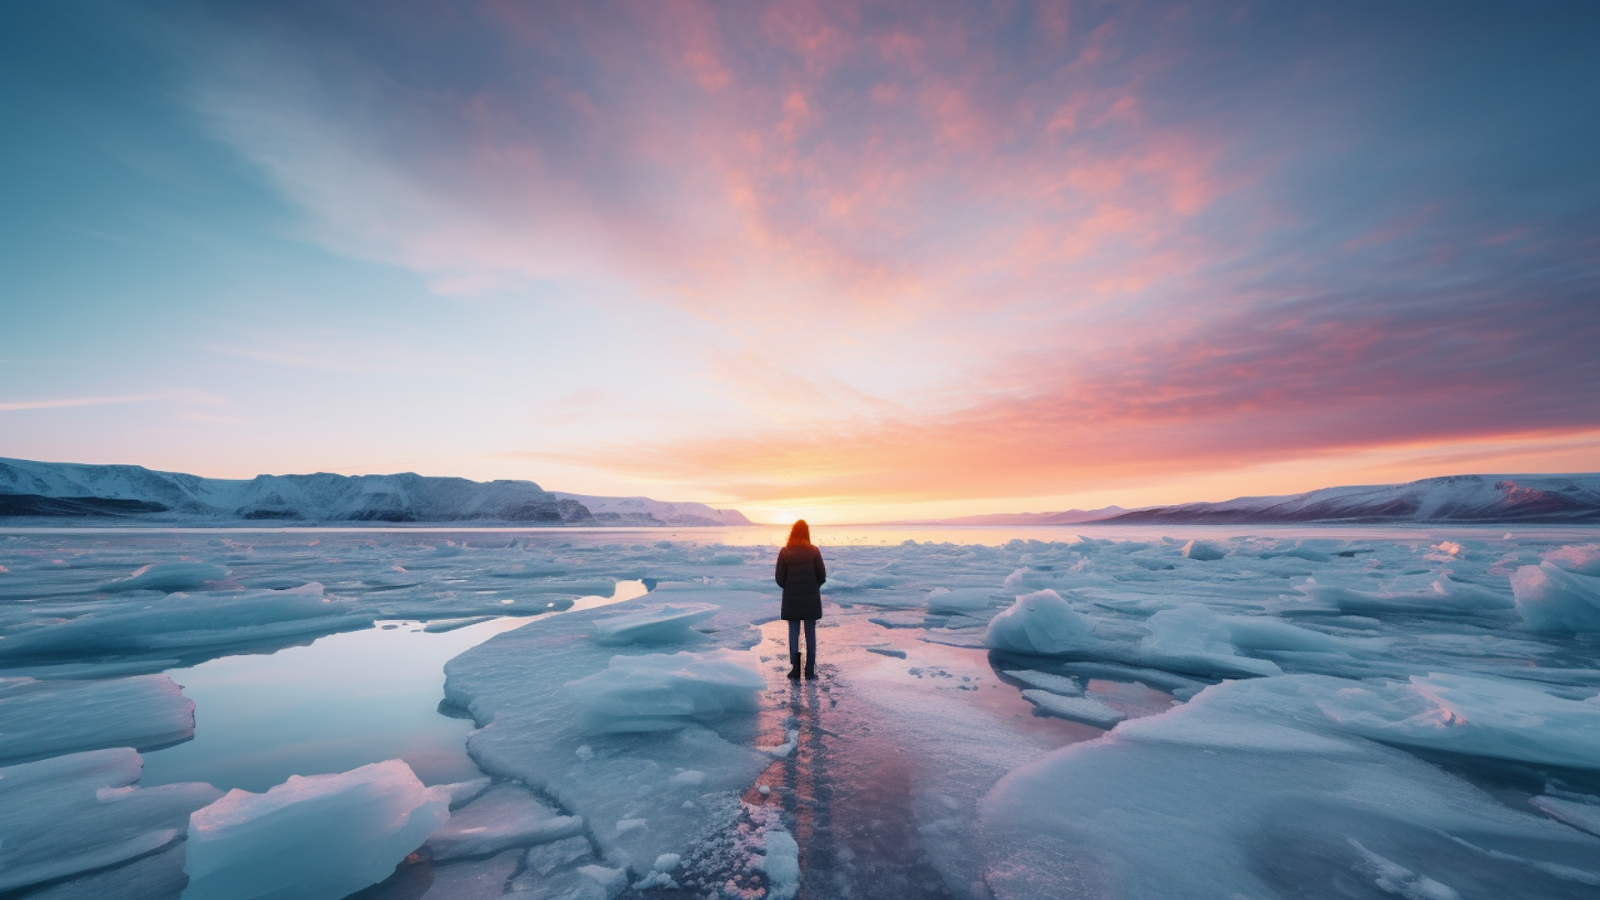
[0,674,194,764]
[980,680,1600,900]
[0,583,372,663]
[590,602,718,645]
[6,526,1600,898]
[1513,561,1600,632]
[442,587,774,875]
[426,781,582,860]
[984,589,1099,655]
[0,748,220,893]
[181,759,449,900]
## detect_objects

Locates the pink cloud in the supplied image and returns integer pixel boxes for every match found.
[170,0,1599,507]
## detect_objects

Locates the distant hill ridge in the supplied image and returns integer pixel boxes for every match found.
[1101,474,1600,525]
[0,458,752,526]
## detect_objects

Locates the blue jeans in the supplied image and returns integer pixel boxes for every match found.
[787,619,817,658]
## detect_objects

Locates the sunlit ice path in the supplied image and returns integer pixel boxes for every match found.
[3,2,1600,900]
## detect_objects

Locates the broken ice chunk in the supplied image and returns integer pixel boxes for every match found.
[1530,791,1600,837]
[1138,605,1282,678]
[669,769,707,786]
[181,759,449,900]
[577,864,628,899]
[591,603,718,645]
[564,649,765,733]
[1020,690,1125,728]
[423,616,499,633]
[1181,541,1227,561]
[762,830,801,900]
[0,583,372,662]
[926,588,994,615]
[0,674,195,765]
[1002,670,1083,696]
[438,775,492,809]
[0,748,221,894]
[101,562,230,593]
[984,590,1099,656]
[521,834,594,878]
[426,782,583,860]
[1512,562,1600,632]
[1315,672,1600,770]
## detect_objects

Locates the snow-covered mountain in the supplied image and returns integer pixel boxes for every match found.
[0,458,752,526]
[1104,474,1600,525]
[551,493,754,527]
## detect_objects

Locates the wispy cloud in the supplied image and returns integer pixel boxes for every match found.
[145,0,1600,507]
[0,394,168,413]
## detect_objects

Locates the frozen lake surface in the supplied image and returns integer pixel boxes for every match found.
[3,526,1600,899]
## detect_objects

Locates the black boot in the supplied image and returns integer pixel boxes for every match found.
[803,652,817,679]
[786,653,802,680]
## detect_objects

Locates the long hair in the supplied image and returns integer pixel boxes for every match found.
[786,519,811,548]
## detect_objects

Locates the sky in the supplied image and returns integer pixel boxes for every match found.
[1,1,1598,524]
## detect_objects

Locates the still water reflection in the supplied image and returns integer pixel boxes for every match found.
[141,581,647,792]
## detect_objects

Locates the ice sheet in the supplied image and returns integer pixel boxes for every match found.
[0,748,221,893]
[566,649,766,733]
[426,782,583,860]
[7,527,1600,899]
[981,682,1600,900]
[0,583,373,662]
[984,589,1099,655]
[0,674,195,764]
[442,587,775,876]
[1513,562,1600,632]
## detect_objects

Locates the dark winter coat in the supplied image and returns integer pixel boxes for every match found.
[775,543,826,621]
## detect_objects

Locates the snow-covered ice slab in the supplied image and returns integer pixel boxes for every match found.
[1020,689,1124,728]
[1513,562,1600,631]
[1531,791,1600,837]
[1137,604,1285,677]
[442,587,774,876]
[1180,540,1226,561]
[590,602,718,645]
[426,782,583,860]
[566,649,766,733]
[0,748,221,893]
[0,674,195,764]
[926,587,995,614]
[9,527,1600,898]
[1280,672,1600,769]
[181,759,449,900]
[0,583,373,662]
[1296,573,1515,617]
[20,842,190,900]
[980,680,1600,900]
[984,589,1100,655]
[101,562,232,593]
[1001,669,1083,695]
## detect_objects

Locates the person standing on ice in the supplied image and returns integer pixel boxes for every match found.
[775,519,825,680]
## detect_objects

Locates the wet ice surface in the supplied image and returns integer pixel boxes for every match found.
[140,616,538,792]
[2,527,1600,899]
